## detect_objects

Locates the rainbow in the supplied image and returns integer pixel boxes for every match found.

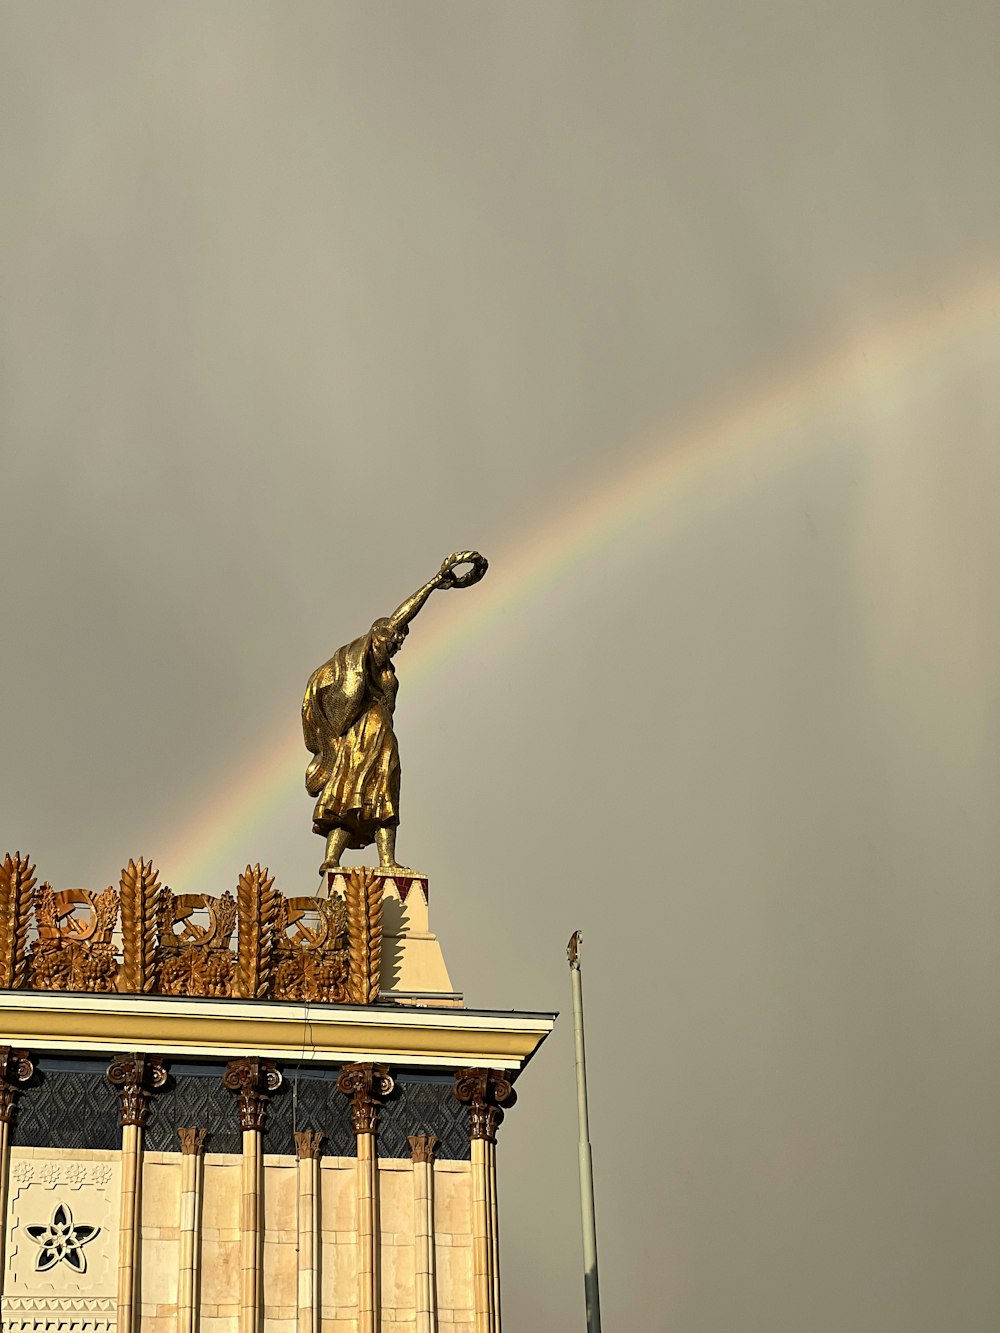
[160,264,1000,889]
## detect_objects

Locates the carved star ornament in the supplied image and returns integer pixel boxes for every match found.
[25,1202,100,1272]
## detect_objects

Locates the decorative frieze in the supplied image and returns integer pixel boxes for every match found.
[453,1069,516,1143]
[105,1055,167,1128]
[336,1063,394,1136]
[32,885,119,994]
[159,891,237,998]
[222,1058,282,1132]
[11,1160,112,1189]
[0,853,379,1005]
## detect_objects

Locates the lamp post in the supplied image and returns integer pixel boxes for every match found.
[568,930,601,1333]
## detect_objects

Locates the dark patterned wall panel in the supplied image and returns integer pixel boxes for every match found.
[12,1067,120,1150]
[379,1078,470,1160]
[266,1073,355,1157]
[10,1059,473,1160]
[144,1065,241,1154]
[267,1073,470,1159]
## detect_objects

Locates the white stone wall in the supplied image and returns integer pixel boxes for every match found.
[2,1149,476,1333]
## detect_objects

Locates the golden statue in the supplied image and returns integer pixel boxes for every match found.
[303,551,488,872]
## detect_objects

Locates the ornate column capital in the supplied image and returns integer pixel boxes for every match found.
[222,1057,282,1132]
[177,1126,208,1155]
[107,1054,167,1127]
[336,1062,394,1136]
[453,1068,516,1143]
[0,1047,33,1124]
[294,1129,325,1160]
[408,1133,437,1164]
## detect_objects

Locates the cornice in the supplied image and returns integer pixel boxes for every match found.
[0,990,554,1072]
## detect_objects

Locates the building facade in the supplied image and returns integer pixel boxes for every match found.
[0,857,553,1333]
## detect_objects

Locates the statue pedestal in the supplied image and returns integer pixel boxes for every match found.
[325,869,462,1007]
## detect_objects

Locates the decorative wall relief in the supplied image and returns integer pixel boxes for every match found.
[157,891,237,998]
[29,888,119,994]
[272,895,349,1003]
[4,1153,119,1333]
[0,855,383,1006]
[25,1203,100,1274]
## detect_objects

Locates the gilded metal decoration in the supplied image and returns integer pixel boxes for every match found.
[119,859,160,993]
[25,1203,100,1274]
[453,1068,516,1143]
[0,854,35,990]
[30,885,119,993]
[0,853,385,1007]
[273,895,348,1003]
[222,1058,282,1132]
[157,891,236,998]
[336,1062,394,1136]
[107,1054,168,1128]
[303,550,488,872]
[343,868,383,1005]
[236,864,281,1000]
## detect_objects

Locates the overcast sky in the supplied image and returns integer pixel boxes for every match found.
[2,4,1000,1329]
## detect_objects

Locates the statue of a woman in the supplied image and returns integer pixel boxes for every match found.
[302,551,488,872]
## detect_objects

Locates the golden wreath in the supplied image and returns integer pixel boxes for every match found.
[437,550,488,589]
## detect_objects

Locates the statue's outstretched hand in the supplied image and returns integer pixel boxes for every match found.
[437,550,488,590]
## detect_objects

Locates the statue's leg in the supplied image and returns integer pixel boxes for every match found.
[322,828,351,871]
[375,825,400,870]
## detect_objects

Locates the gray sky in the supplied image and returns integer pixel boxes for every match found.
[3,3,1000,1329]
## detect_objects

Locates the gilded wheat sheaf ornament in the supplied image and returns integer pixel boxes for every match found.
[0,857,373,1005]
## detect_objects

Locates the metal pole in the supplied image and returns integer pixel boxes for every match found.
[568,931,601,1333]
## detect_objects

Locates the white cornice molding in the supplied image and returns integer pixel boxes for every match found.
[0,991,555,1072]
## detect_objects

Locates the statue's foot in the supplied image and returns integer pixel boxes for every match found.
[319,859,342,873]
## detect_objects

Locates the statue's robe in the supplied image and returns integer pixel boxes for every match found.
[302,629,400,844]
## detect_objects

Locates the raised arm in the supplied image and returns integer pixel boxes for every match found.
[385,550,488,635]
[385,573,440,635]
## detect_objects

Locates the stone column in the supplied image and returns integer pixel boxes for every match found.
[223,1058,282,1333]
[0,1048,33,1279]
[294,1131,324,1333]
[454,1069,516,1333]
[107,1054,168,1333]
[336,1063,394,1333]
[408,1135,437,1333]
[177,1127,207,1333]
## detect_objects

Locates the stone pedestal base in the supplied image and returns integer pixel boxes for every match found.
[324,870,462,1007]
